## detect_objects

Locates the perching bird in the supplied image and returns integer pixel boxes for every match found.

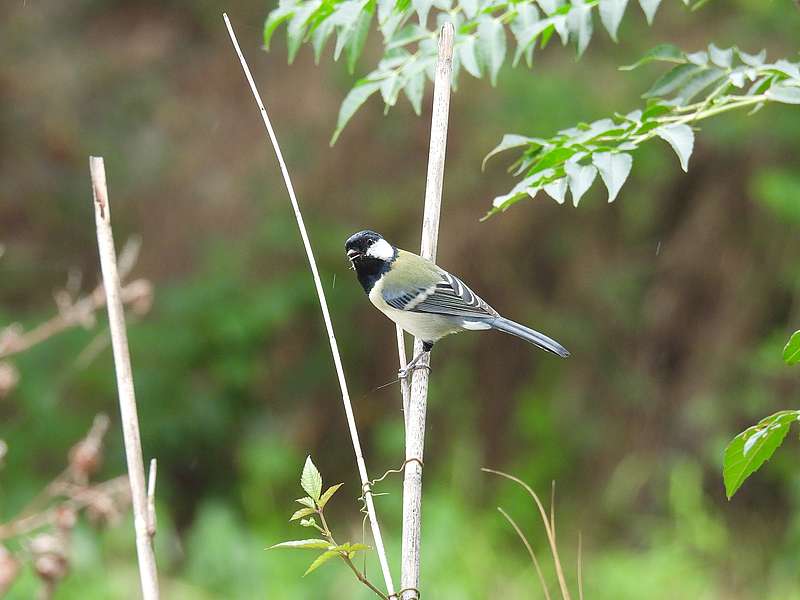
[345,230,569,376]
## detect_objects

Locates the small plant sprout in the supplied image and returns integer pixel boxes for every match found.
[269,457,386,597]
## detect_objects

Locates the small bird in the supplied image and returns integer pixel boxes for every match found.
[345,230,569,376]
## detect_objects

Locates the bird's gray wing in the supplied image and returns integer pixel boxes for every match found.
[383,271,498,319]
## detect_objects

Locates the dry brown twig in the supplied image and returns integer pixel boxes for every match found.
[223,13,396,598]
[0,237,152,361]
[0,414,132,597]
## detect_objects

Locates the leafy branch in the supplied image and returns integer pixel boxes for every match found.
[264,0,701,142]
[269,457,384,598]
[723,331,800,499]
[484,43,800,216]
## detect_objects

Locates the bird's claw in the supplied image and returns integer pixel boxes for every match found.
[398,363,431,380]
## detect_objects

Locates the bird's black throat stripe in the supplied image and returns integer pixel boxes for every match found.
[353,252,396,294]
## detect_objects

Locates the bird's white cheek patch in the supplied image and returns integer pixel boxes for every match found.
[461,320,491,330]
[367,238,395,261]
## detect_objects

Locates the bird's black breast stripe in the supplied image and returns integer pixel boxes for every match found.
[354,257,392,294]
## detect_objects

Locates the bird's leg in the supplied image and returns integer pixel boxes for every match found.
[398,342,433,380]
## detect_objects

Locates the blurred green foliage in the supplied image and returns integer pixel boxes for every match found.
[2,0,800,598]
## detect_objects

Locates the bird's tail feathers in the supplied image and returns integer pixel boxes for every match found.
[490,317,570,358]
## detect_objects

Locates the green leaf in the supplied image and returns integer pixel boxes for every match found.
[269,538,331,550]
[336,542,370,553]
[531,146,578,174]
[510,3,541,67]
[723,411,800,499]
[543,177,568,204]
[641,101,671,120]
[404,69,426,114]
[333,0,368,61]
[728,67,747,89]
[458,36,482,78]
[592,152,633,203]
[685,50,708,66]
[674,67,726,105]
[300,517,318,528]
[317,483,344,509]
[769,60,800,80]
[656,124,694,172]
[379,5,404,39]
[737,48,767,67]
[551,10,571,45]
[565,160,598,207]
[477,17,506,86]
[287,2,321,64]
[296,496,316,508]
[783,331,800,365]
[483,134,541,170]
[566,3,593,58]
[264,0,298,50]
[766,84,800,105]
[412,0,433,24]
[347,0,375,73]
[311,18,336,64]
[644,63,704,98]
[331,79,382,144]
[304,549,341,575]
[300,455,323,500]
[491,174,539,209]
[708,43,733,69]
[637,0,662,25]
[290,507,316,521]
[598,0,628,42]
[619,43,685,71]
[380,71,404,106]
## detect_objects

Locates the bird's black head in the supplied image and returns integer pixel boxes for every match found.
[345,230,397,293]
[345,230,396,263]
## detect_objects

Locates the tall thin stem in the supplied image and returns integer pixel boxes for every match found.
[399,22,455,600]
[222,14,396,597]
[89,157,159,599]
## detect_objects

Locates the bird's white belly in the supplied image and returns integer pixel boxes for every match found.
[382,305,461,341]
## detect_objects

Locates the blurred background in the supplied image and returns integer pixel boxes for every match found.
[2,0,800,598]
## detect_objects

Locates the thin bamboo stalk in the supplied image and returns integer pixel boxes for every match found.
[399,22,455,600]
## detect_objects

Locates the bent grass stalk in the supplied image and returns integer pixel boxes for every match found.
[222,14,396,598]
[483,468,572,600]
